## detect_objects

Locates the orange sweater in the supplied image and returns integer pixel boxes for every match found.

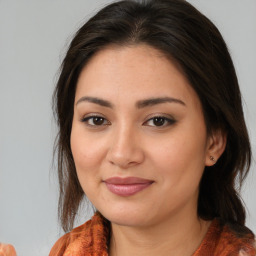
[49,213,255,256]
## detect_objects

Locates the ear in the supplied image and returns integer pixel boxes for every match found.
[205,129,227,166]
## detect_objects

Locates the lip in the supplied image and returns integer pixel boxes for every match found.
[104,177,154,196]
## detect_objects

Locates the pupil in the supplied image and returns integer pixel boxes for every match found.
[93,117,104,125]
[153,117,164,126]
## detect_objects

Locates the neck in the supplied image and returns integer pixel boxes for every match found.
[109,211,211,256]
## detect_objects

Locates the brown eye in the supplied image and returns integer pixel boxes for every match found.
[91,117,105,125]
[152,117,165,126]
[82,116,110,126]
[144,116,176,127]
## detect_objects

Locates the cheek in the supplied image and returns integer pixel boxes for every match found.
[150,123,207,187]
[70,125,106,199]
[70,125,104,176]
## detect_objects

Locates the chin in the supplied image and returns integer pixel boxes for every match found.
[97,204,152,227]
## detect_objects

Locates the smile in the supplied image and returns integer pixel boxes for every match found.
[104,177,154,197]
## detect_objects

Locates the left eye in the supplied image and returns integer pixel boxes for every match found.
[144,116,175,127]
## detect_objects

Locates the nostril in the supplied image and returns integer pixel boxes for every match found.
[106,130,145,168]
[106,146,144,169]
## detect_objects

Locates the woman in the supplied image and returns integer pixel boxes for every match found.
[50,0,255,255]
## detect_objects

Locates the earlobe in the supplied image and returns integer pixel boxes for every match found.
[205,130,227,166]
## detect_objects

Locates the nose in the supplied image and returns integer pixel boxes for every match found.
[106,126,145,169]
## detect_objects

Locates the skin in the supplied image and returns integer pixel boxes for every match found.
[71,44,226,255]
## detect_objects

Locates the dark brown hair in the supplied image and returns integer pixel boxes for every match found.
[53,0,251,232]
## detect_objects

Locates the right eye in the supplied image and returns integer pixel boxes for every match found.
[81,116,110,126]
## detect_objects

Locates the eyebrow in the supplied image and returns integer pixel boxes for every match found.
[76,96,113,108]
[76,96,186,108]
[136,97,186,108]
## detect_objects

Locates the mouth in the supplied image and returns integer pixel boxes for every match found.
[103,177,154,197]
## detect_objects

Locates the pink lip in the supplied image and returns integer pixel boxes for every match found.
[104,177,154,196]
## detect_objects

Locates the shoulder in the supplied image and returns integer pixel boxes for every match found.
[49,219,93,256]
[49,213,109,256]
[216,221,255,256]
[195,219,255,256]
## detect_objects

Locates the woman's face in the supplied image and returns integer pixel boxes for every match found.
[71,45,213,227]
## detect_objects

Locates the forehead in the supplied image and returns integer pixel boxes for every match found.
[75,44,200,108]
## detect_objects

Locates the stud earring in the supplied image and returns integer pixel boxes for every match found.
[210,156,216,162]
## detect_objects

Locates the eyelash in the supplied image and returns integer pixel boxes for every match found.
[144,116,176,127]
[81,115,176,128]
[81,115,111,127]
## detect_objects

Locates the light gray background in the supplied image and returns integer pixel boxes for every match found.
[0,1,255,255]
